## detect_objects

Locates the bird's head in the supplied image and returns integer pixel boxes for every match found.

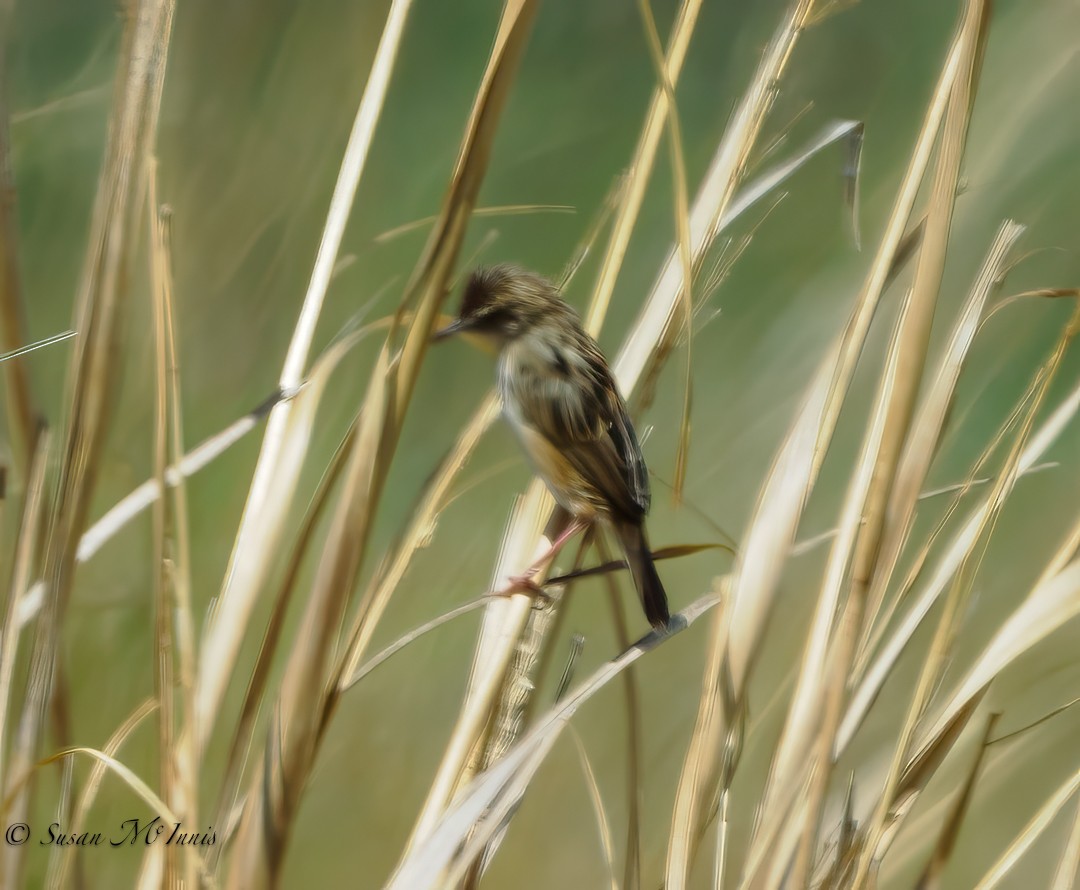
[433,264,566,347]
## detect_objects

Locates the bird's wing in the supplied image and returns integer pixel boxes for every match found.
[513,332,650,518]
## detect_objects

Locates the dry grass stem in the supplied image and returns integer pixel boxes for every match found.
[974,766,1080,889]
[0,432,50,792]
[148,159,178,889]
[225,1,539,881]
[740,11,981,877]
[793,13,991,861]
[853,299,1079,881]
[194,0,416,751]
[1051,791,1080,890]
[3,2,176,883]
[375,203,576,243]
[584,0,705,333]
[0,6,41,470]
[839,372,1080,757]
[917,553,1080,761]
[856,219,1026,657]
[635,0,696,502]
[914,713,998,888]
[389,592,721,889]
[569,728,620,890]
[7,0,1079,886]
[45,698,157,890]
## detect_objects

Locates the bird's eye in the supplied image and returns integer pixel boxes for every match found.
[481,307,515,330]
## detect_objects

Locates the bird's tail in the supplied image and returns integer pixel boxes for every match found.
[615,520,670,629]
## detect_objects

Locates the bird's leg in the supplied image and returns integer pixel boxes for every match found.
[500,519,587,597]
[540,519,587,565]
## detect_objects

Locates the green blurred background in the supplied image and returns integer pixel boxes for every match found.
[5,0,1080,886]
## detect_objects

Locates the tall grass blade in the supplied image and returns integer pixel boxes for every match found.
[388,593,720,889]
[744,9,983,873]
[3,3,176,883]
[226,347,392,886]
[0,432,50,791]
[839,374,1080,755]
[0,9,41,469]
[854,301,1077,881]
[194,0,415,750]
[1051,792,1080,890]
[914,713,998,888]
[973,767,1080,889]
[858,220,1025,656]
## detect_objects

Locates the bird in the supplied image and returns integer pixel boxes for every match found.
[433,263,670,629]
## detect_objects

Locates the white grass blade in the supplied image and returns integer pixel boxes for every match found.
[0,330,76,363]
[859,220,1025,648]
[974,768,1080,889]
[852,292,1076,882]
[584,0,705,333]
[374,203,575,243]
[716,119,862,242]
[569,728,620,890]
[838,376,1080,756]
[9,315,388,631]
[1051,792,1080,890]
[389,593,719,889]
[918,555,1080,756]
[727,11,963,705]
[743,21,971,855]
[193,0,414,750]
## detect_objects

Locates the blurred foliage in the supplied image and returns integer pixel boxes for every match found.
[3,0,1080,886]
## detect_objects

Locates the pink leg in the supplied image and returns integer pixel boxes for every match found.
[501,520,586,596]
[543,519,587,562]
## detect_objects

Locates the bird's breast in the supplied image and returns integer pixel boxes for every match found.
[497,348,600,520]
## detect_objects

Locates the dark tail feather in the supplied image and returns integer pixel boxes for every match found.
[615,520,670,629]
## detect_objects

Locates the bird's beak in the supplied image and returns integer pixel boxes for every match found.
[431,318,470,343]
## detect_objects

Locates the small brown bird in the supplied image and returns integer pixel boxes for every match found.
[434,264,670,629]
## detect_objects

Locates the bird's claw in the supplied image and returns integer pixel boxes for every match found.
[496,572,553,607]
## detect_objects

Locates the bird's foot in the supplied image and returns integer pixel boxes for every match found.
[495,572,553,606]
[490,521,587,607]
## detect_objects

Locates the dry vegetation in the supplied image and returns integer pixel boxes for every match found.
[1,0,1079,887]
